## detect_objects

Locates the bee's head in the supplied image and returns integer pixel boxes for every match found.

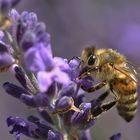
[79,47,98,79]
[80,47,97,68]
[79,47,119,79]
[79,47,126,80]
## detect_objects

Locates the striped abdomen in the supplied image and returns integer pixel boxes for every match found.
[110,77,138,122]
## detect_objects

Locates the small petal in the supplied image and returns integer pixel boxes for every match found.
[53,57,69,71]
[37,71,53,92]
[9,9,20,22]
[34,22,46,36]
[24,44,53,73]
[20,31,36,51]
[0,53,14,68]
[25,12,37,26]
[71,103,95,130]
[37,68,70,92]
[110,133,121,140]
[68,58,81,81]
[0,31,4,39]
[47,130,63,140]
[51,67,70,86]
[7,116,39,139]
[69,58,80,68]
[37,32,51,45]
[60,82,77,97]
[20,11,38,30]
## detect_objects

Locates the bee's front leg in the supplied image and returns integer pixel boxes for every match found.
[81,81,107,93]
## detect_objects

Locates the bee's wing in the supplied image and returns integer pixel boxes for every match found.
[125,62,140,77]
[114,63,138,84]
[114,62,140,86]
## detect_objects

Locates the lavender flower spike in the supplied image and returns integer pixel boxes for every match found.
[9,9,50,51]
[1,7,126,140]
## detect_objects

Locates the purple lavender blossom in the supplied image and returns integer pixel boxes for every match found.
[7,116,39,140]
[9,9,50,51]
[7,116,63,140]
[0,7,123,140]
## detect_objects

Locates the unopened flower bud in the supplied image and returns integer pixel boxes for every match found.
[54,96,80,113]
[3,82,30,99]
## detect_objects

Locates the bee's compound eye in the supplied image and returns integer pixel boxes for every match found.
[88,55,96,65]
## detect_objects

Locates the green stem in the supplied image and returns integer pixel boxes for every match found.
[25,71,40,93]
[3,30,19,54]
[49,113,69,139]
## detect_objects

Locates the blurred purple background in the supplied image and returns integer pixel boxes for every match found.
[1,0,140,140]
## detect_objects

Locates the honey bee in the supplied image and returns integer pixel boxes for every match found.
[78,47,138,122]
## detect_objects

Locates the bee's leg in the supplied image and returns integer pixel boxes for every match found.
[96,91,110,103]
[91,99,117,118]
[81,81,107,93]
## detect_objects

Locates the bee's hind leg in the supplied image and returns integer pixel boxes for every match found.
[91,97,117,118]
[81,81,117,118]
[94,90,110,104]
